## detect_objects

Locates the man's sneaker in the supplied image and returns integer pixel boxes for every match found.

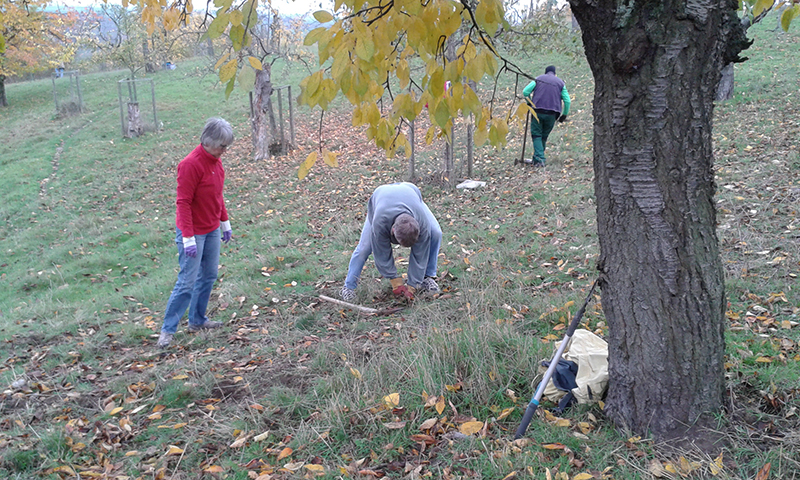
[420,277,440,293]
[188,320,222,332]
[340,286,357,302]
[157,332,173,348]
[533,160,546,168]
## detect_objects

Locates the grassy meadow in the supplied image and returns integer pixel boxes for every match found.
[1,20,799,480]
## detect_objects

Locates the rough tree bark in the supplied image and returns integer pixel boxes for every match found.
[251,64,279,161]
[567,0,749,441]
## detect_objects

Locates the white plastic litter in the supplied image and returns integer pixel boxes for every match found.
[456,180,486,189]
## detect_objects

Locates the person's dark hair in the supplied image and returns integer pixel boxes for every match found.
[545,65,556,74]
[393,214,419,247]
[200,117,234,149]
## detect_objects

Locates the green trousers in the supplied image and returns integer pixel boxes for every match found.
[530,112,558,165]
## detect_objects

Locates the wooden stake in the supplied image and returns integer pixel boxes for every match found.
[318,295,379,314]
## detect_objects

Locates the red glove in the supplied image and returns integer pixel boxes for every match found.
[393,285,415,300]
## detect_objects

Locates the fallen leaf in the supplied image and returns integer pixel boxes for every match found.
[109,407,124,416]
[496,407,515,421]
[755,463,771,480]
[383,421,407,429]
[459,421,484,435]
[384,392,400,407]
[172,374,189,380]
[572,474,593,480]
[349,367,362,380]
[419,418,438,430]
[283,461,304,471]
[542,443,567,450]
[277,447,293,460]
[305,464,325,474]
[500,471,518,480]
[410,434,436,444]
[203,465,224,473]
[710,452,724,475]
[436,396,446,415]
[165,445,184,456]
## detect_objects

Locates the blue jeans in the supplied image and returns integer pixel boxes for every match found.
[161,227,220,334]
[345,208,441,289]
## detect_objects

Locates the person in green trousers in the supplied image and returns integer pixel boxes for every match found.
[522,66,571,167]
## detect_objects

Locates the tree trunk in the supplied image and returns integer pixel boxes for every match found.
[127,102,143,137]
[252,64,278,160]
[715,63,734,101]
[568,0,749,441]
[0,75,7,107]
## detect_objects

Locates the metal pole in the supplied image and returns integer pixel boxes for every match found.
[76,72,84,113]
[467,115,474,177]
[52,75,59,114]
[118,81,126,137]
[277,87,286,155]
[408,119,416,181]
[150,79,158,130]
[288,85,295,148]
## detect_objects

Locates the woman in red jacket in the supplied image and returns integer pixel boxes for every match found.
[158,117,234,348]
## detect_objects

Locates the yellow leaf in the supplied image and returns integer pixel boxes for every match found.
[753,0,774,17]
[219,58,238,84]
[435,396,445,415]
[572,474,594,480]
[277,447,293,460]
[165,445,184,456]
[500,472,518,480]
[109,407,124,416]
[172,374,188,380]
[298,151,318,180]
[459,421,484,435]
[554,418,571,427]
[204,465,224,473]
[496,407,515,421]
[349,366,362,380]
[322,150,339,167]
[248,56,263,70]
[305,464,326,474]
[228,9,243,26]
[304,26,327,46]
[384,392,400,407]
[782,6,800,32]
[313,10,333,23]
[756,356,772,363]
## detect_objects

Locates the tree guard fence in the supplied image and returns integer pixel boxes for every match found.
[52,70,84,117]
[117,78,158,138]
[406,117,474,185]
[249,84,295,156]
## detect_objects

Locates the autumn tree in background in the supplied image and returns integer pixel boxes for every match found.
[89,3,197,78]
[0,0,78,106]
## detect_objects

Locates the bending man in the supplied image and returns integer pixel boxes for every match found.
[341,182,442,301]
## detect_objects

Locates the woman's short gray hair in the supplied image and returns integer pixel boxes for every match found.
[200,117,234,149]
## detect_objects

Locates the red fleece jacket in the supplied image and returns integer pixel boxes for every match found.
[175,144,228,237]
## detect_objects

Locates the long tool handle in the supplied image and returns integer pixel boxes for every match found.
[514,279,598,440]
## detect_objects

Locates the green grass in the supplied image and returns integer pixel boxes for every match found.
[0,18,799,480]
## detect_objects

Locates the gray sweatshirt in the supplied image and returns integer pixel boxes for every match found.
[368,183,432,288]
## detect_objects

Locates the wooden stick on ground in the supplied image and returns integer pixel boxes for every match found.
[318,295,379,315]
